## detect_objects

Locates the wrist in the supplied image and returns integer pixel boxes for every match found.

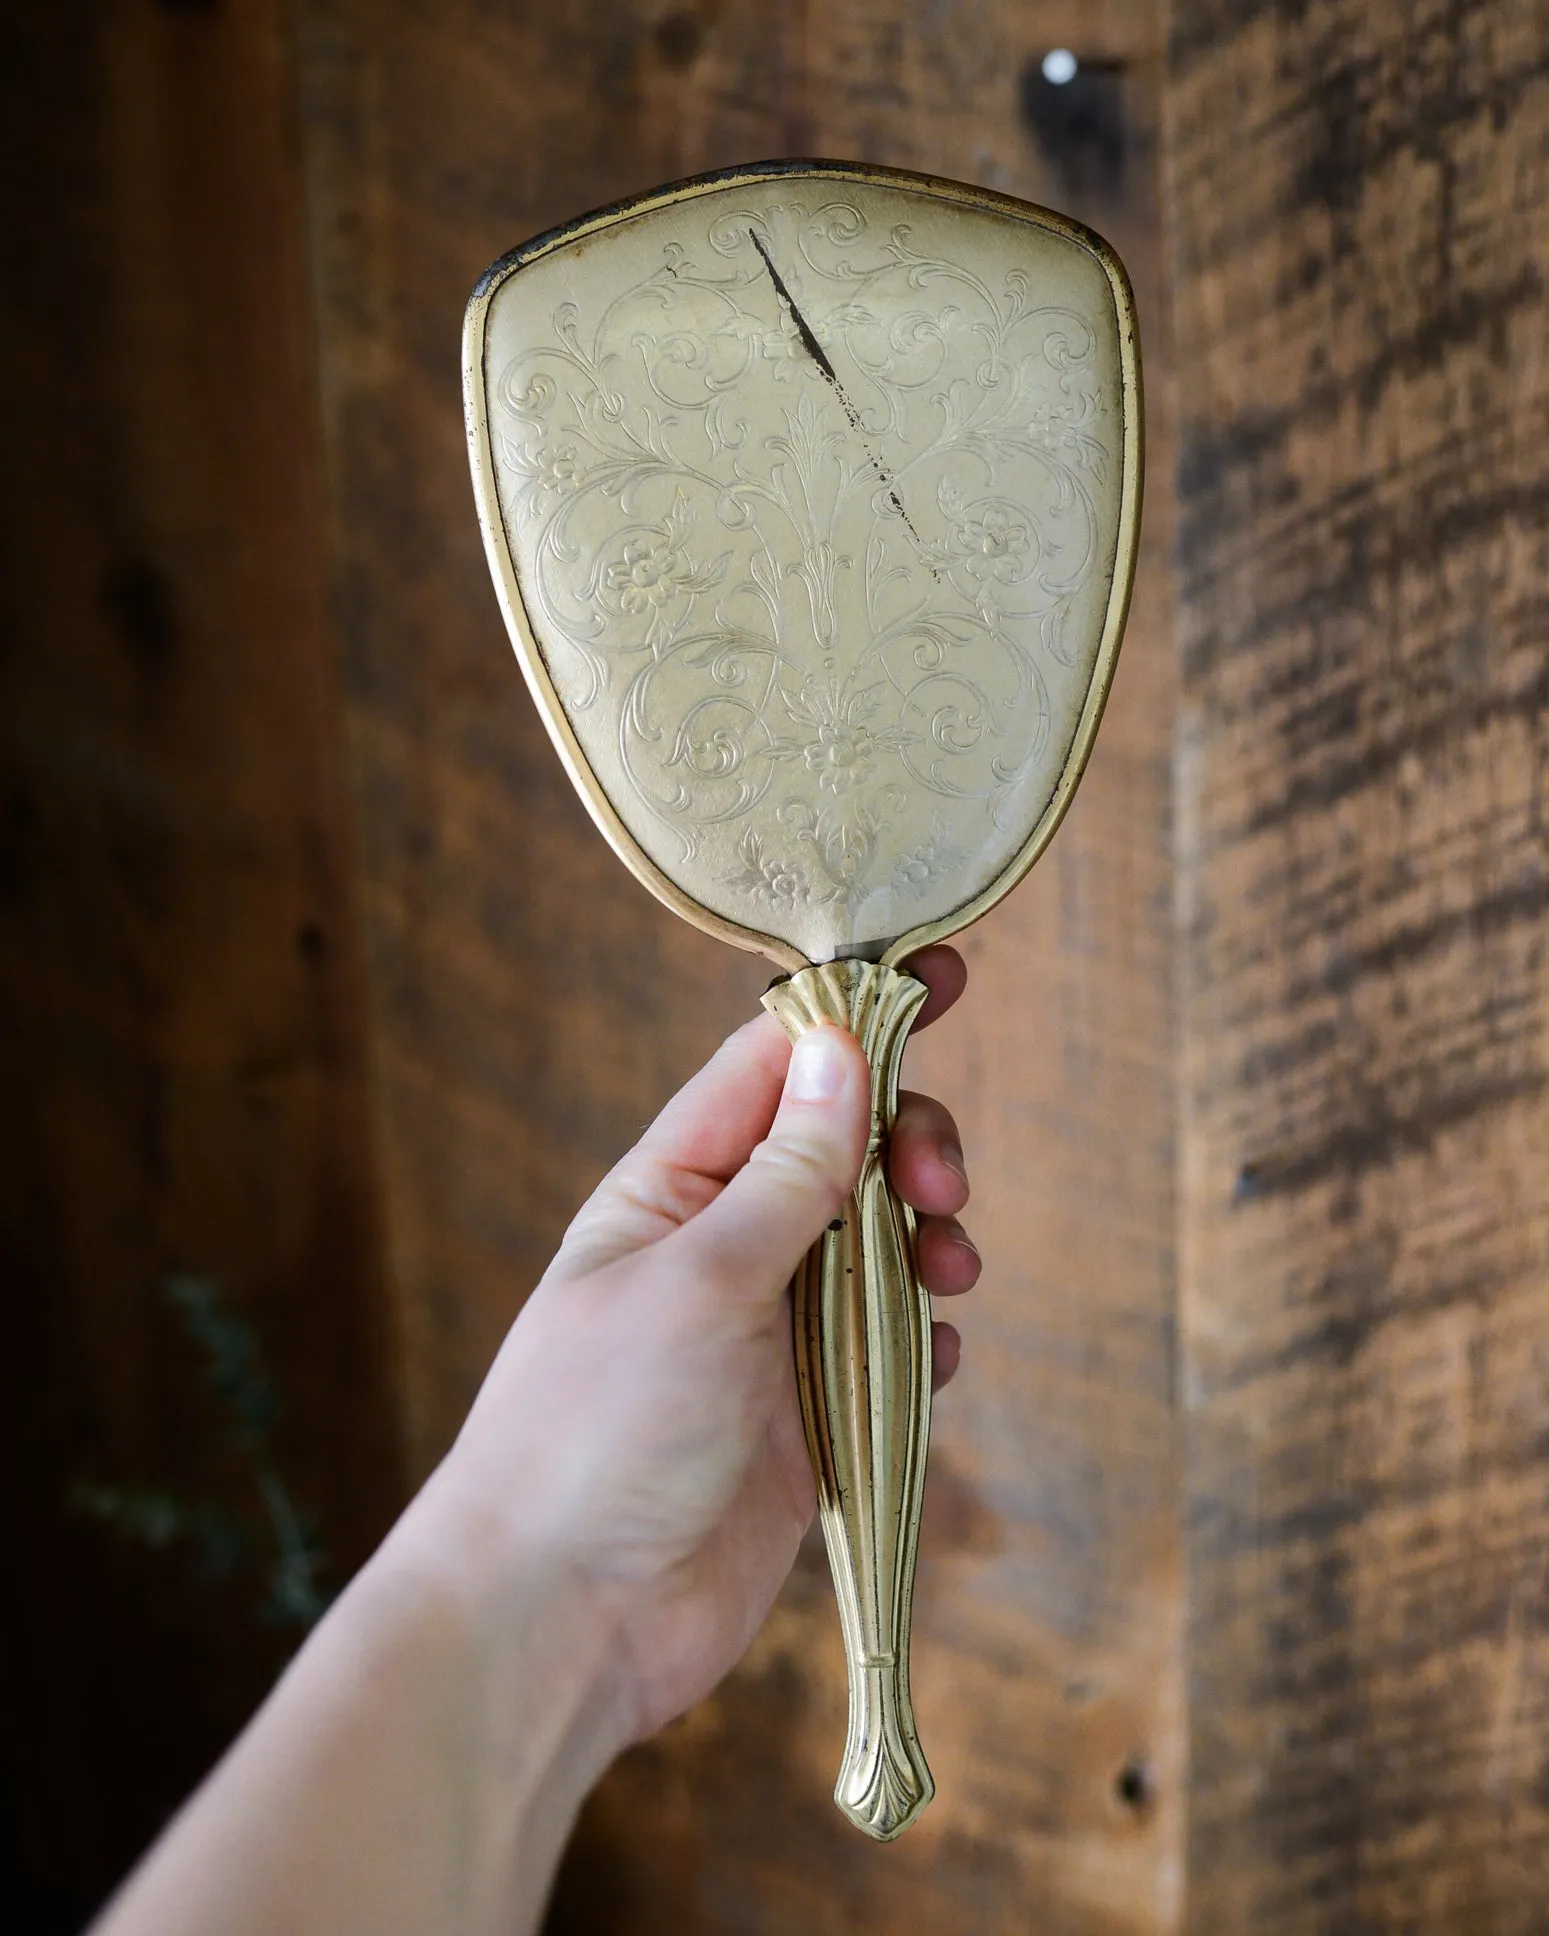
[93,1467,626,1936]
[353,1479,628,1922]
[376,1466,629,1757]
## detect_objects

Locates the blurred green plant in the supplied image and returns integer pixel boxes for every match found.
[72,1274,331,1631]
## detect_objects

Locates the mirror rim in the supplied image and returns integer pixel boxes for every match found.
[463,157,1143,974]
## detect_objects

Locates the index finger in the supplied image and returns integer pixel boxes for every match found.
[898,944,968,1032]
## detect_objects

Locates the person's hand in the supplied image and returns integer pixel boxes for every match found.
[404,945,978,1751]
[94,949,978,1936]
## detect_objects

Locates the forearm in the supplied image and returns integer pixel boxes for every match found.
[93,1498,622,1936]
[88,998,972,1932]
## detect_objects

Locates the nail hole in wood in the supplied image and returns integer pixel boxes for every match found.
[1018,52,1129,200]
[653,9,703,68]
[1115,1758,1151,1814]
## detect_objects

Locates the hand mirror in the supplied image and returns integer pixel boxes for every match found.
[464,160,1141,1839]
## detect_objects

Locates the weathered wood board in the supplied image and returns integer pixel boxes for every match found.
[1170,0,1549,1925]
[0,3,402,1926]
[29,0,1549,1926]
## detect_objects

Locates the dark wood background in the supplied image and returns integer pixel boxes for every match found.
[1,1,1543,1930]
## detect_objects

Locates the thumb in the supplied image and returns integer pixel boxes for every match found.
[668,1024,871,1310]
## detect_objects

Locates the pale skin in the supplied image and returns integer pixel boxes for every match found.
[94,946,977,1936]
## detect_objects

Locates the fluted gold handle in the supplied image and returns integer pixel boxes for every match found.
[763,960,934,1840]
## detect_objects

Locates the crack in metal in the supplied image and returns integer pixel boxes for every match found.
[748,229,941,581]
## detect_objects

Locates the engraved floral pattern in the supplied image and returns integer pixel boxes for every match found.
[765,680,915,796]
[948,504,1033,585]
[891,815,968,898]
[532,442,587,496]
[488,191,1116,955]
[726,829,808,909]
[607,537,689,613]
[751,315,816,379]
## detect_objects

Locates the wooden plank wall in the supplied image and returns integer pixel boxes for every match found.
[0,4,404,1928]
[1169,0,1549,1927]
[23,0,1546,1929]
[294,1,1181,1930]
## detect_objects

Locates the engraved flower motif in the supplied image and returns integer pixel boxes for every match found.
[1029,402,1078,451]
[607,535,692,614]
[893,847,936,892]
[892,816,967,897]
[950,503,1032,584]
[758,318,812,381]
[1027,390,1106,473]
[716,310,817,382]
[766,680,915,797]
[1030,389,1099,445]
[726,830,807,910]
[714,284,844,384]
[600,494,728,622]
[758,856,806,906]
[805,718,876,793]
[535,442,587,494]
[791,689,875,794]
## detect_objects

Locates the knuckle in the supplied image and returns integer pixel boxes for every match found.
[752,1132,848,1211]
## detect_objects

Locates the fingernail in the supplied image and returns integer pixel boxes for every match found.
[787,1027,850,1103]
[940,1138,968,1186]
[945,1218,979,1259]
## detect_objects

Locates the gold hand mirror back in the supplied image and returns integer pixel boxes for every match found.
[465,160,1141,1840]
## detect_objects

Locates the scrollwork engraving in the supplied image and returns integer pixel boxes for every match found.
[488,187,1118,955]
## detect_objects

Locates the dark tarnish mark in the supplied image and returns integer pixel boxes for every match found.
[747,229,940,580]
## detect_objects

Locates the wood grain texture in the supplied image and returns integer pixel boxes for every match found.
[11,0,1549,1924]
[1169,0,1549,1926]
[294,1,1182,1928]
[0,2,402,1926]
